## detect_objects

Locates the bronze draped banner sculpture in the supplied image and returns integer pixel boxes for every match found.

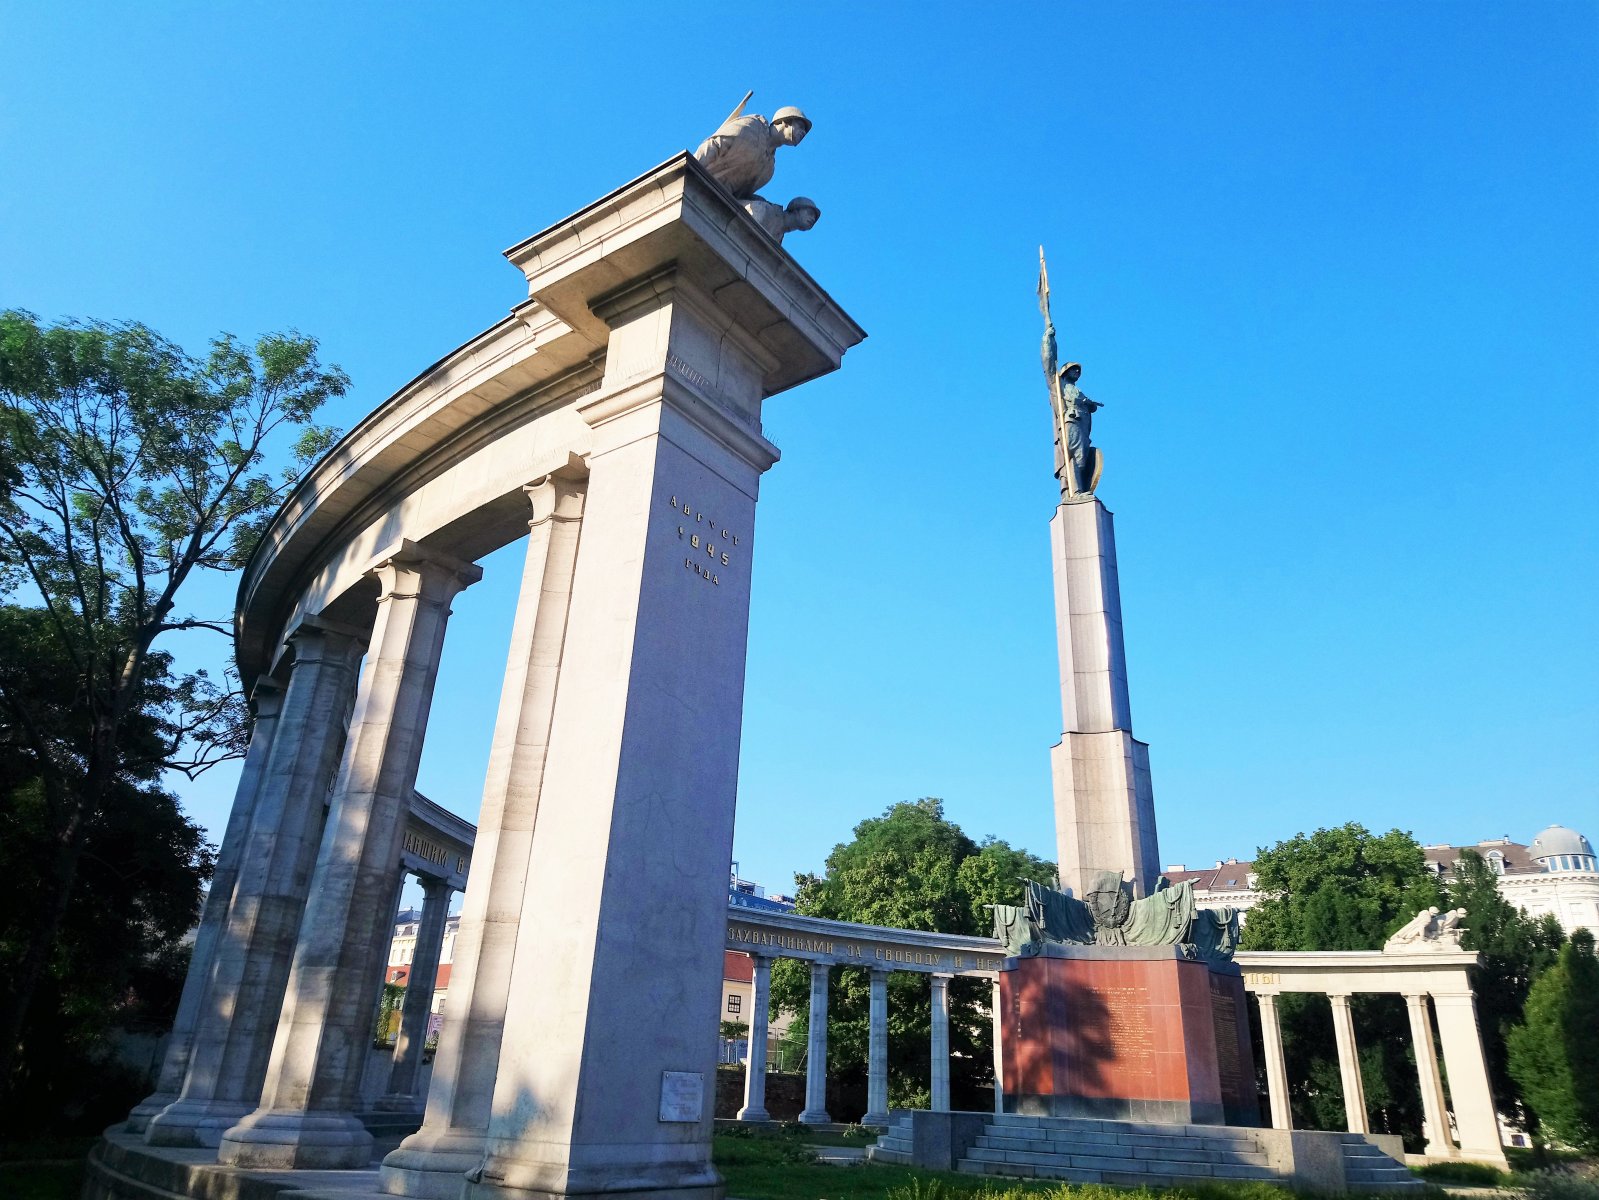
[991,873,1241,963]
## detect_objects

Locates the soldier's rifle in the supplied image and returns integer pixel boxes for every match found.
[1037,247,1076,493]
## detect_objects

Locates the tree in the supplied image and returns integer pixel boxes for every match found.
[0,310,347,1103]
[769,798,1054,1112]
[1447,849,1566,1133]
[0,605,213,1132]
[1241,823,1445,1144]
[1507,930,1599,1153]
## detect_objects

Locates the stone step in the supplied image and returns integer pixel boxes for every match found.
[962,1154,1276,1187]
[970,1134,1269,1167]
[976,1128,1263,1153]
[962,1146,1275,1180]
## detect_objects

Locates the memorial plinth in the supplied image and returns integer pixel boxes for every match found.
[999,945,1259,1127]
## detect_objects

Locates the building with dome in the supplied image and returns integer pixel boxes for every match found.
[1167,824,1599,934]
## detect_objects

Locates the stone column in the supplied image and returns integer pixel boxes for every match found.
[1406,993,1455,1157]
[863,969,890,1126]
[125,681,283,1133]
[930,973,952,1113]
[382,475,586,1200]
[1256,992,1292,1130]
[146,618,365,1147]
[991,978,1005,1116]
[1328,993,1368,1134]
[380,876,453,1111]
[1433,991,1509,1168]
[798,963,832,1124]
[737,955,773,1122]
[1048,498,1160,898]
[219,541,479,1169]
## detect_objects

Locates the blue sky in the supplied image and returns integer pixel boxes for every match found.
[3,3,1595,901]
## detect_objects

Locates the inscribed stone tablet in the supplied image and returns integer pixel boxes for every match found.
[659,1071,704,1122]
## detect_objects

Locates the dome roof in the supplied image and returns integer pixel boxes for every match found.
[1530,825,1594,860]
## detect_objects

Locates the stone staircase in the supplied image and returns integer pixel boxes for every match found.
[869,1112,1426,1193]
[1340,1134,1427,1192]
[957,1115,1277,1187]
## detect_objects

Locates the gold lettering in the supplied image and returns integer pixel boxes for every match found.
[721,553,730,566]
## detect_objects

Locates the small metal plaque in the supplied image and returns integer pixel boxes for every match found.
[659,1070,704,1123]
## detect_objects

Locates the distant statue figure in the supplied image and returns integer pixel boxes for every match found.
[1037,247,1104,499]
[1432,907,1466,947]
[1385,906,1441,948]
[742,195,820,244]
[1385,905,1468,950]
[695,91,812,200]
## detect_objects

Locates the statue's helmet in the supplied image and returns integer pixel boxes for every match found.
[786,196,820,216]
[1059,361,1083,379]
[771,106,812,133]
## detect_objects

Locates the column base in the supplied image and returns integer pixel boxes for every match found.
[734,1106,770,1122]
[382,1129,489,1200]
[216,1108,375,1169]
[861,1110,890,1127]
[797,1108,831,1125]
[122,1091,176,1134]
[142,1099,255,1147]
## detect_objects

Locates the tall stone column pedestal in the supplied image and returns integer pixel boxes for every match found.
[999,945,1259,1127]
[448,155,862,1200]
[1048,498,1159,899]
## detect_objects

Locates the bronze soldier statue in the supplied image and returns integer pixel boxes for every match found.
[1038,247,1104,499]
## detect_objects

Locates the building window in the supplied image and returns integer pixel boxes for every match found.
[726,994,742,1014]
[1487,853,1505,876]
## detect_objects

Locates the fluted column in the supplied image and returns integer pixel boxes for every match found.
[219,540,480,1169]
[1329,994,1368,1134]
[146,618,365,1147]
[930,973,952,1112]
[380,476,585,1199]
[798,963,831,1124]
[381,877,453,1110]
[125,681,283,1133]
[863,969,890,1125]
[991,978,1004,1115]
[737,955,773,1122]
[1406,993,1454,1157]
[1256,992,1292,1130]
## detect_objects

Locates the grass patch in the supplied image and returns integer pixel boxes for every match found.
[1410,1161,1513,1188]
[711,1135,1301,1200]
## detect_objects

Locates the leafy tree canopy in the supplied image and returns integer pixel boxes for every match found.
[0,309,346,1105]
[769,798,1053,1112]
[1507,929,1599,1153]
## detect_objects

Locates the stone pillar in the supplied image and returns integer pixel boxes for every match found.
[930,974,952,1113]
[991,978,1004,1116]
[1433,991,1509,1167]
[460,155,861,1200]
[1328,994,1368,1134]
[1048,498,1160,898]
[1256,992,1292,1130]
[380,876,454,1111]
[737,955,773,1122]
[146,618,365,1147]
[798,963,832,1124]
[219,541,480,1169]
[381,475,586,1200]
[863,969,890,1126]
[125,681,283,1133]
[1406,993,1455,1158]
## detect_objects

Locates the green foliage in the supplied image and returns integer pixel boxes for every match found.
[769,799,1053,1105]
[1517,1170,1599,1200]
[0,308,346,1108]
[1508,930,1599,1153]
[1410,1160,1512,1187]
[720,1019,750,1041]
[1240,823,1443,1147]
[373,983,406,1047]
[1448,849,1567,1129]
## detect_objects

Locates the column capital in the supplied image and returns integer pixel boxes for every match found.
[366,539,483,607]
[284,613,369,662]
[419,875,453,902]
[249,678,285,721]
[931,971,954,983]
[868,965,893,978]
[1328,992,1354,1007]
[525,468,588,528]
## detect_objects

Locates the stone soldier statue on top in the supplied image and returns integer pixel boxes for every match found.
[1038,247,1104,498]
[695,92,820,244]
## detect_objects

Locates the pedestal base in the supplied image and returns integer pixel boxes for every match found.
[460,1158,724,1200]
[142,1099,255,1148]
[216,1109,375,1169]
[1000,945,1259,1128]
[381,1130,490,1200]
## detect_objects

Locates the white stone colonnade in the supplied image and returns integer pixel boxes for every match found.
[114,152,863,1200]
[724,912,1007,1126]
[1235,949,1508,1169]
